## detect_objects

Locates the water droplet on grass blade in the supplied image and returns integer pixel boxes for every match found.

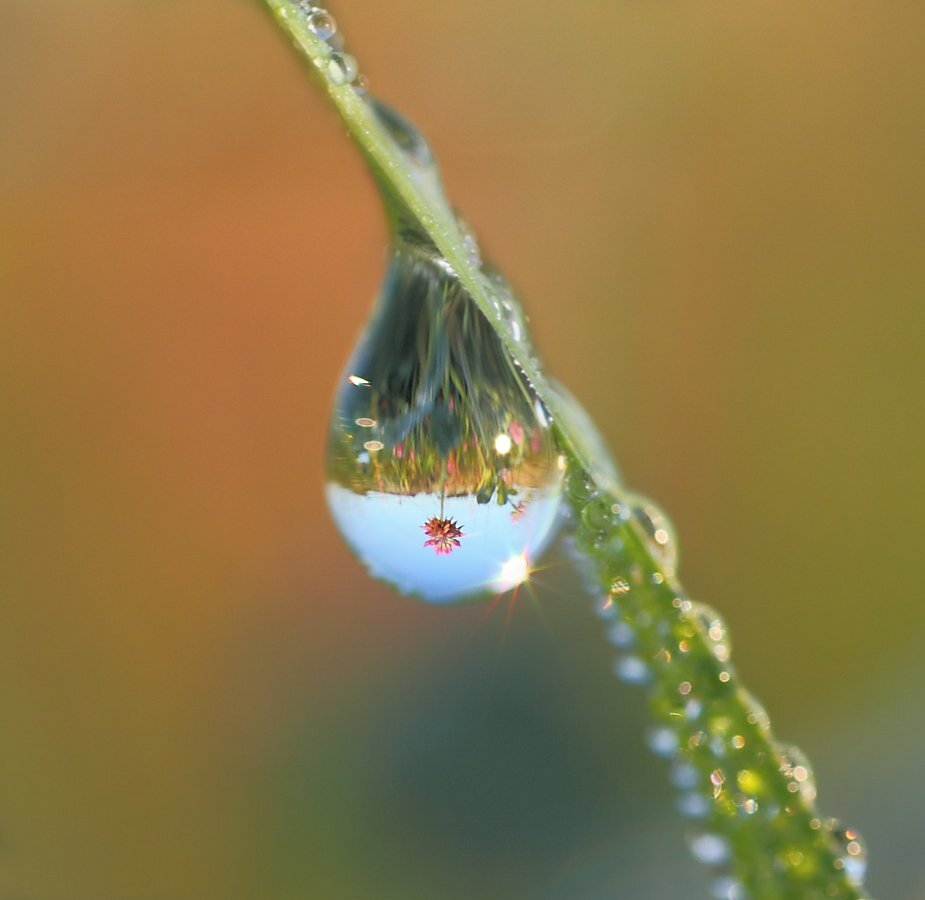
[328,52,358,85]
[631,498,678,572]
[306,9,337,41]
[326,242,564,602]
[371,99,436,169]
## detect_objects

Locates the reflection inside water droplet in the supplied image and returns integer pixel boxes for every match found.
[326,242,564,602]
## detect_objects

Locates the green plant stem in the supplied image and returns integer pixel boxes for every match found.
[259,2,868,896]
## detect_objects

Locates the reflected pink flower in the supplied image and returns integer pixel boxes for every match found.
[508,420,525,445]
[422,516,464,555]
[394,443,404,458]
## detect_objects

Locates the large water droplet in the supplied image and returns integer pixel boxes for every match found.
[326,242,564,602]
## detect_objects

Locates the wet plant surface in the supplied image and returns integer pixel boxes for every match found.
[265,2,873,896]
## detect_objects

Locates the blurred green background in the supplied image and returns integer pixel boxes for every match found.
[2,2,924,898]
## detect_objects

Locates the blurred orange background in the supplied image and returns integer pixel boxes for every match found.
[2,2,924,897]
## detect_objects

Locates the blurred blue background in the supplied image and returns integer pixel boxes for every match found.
[1,1,923,897]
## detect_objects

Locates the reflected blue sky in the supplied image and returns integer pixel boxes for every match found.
[326,484,563,603]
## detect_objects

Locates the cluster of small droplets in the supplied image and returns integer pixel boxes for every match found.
[290,2,369,94]
[566,462,873,899]
[828,820,869,886]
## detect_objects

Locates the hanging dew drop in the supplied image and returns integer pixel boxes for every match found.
[325,242,564,603]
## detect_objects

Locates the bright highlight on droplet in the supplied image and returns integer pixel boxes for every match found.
[494,554,529,591]
[493,433,513,455]
[348,374,370,386]
[363,440,384,452]
[355,417,376,427]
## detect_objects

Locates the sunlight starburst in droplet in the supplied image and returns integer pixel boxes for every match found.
[493,553,530,592]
